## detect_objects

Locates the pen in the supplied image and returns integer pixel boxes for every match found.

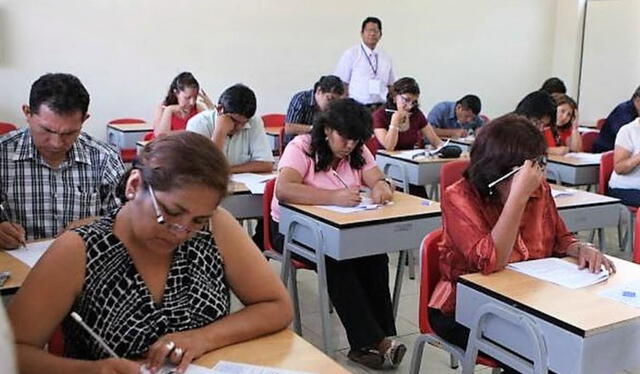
[0,202,26,248]
[70,312,119,358]
[487,166,523,190]
[385,109,396,113]
[331,170,351,189]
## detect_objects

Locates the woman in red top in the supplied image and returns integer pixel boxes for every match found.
[151,72,213,137]
[428,114,614,365]
[547,93,582,153]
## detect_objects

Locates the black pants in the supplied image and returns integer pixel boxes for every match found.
[270,218,397,350]
[608,187,640,207]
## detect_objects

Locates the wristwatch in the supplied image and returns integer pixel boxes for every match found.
[378,177,394,189]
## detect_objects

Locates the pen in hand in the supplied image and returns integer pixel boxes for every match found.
[0,202,26,248]
[331,170,351,189]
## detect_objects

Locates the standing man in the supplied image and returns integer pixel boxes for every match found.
[427,95,485,138]
[0,73,125,249]
[335,16,395,110]
[593,85,640,152]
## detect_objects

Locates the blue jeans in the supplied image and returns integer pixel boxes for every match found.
[608,187,640,207]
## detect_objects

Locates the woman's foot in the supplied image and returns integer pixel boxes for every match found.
[347,339,407,370]
[347,347,384,369]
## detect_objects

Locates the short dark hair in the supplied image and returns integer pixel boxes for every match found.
[385,77,420,111]
[632,85,640,100]
[313,75,344,95]
[361,17,382,33]
[29,73,90,116]
[515,90,557,125]
[465,114,546,200]
[218,84,257,118]
[163,72,200,106]
[118,131,229,201]
[540,77,567,95]
[456,95,482,115]
[309,98,373,172]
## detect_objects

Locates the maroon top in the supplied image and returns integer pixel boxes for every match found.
[372,108,427,150]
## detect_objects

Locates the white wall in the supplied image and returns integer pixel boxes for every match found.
[0,0,558,141]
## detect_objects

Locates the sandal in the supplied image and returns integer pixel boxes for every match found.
[347,347,384,370]
[381,339,407,369]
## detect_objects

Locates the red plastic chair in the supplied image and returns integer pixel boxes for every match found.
[47,325,65,356]
[581,131,599,153]
[440,160,470,197]
[364,135,378,157]
[409,229,500,374]
[143,132,155,141]
[108,118,145,125]
[599,151,636,251]
[596,118,606,130]
[261,113,285,128]
[0,122,17,134]
[108,118,146,163]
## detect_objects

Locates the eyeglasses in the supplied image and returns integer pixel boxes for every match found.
[147,184,209,235]
[398,95,418,107]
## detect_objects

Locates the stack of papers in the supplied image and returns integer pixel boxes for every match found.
[7,238,55,267]
[231,173,277,194]
[565,152,603,164]
[507,257,609,289]
[599,280,640,308]
[551,187,577,198]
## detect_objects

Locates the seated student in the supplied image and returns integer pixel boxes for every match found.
[550,93,582,153]
[284,75,344,145]
[8,132,292,374]
[515,90,569,156]
[540,77,567,95]
[270,99,405,370]
[594,85,640,152]
[608,117,640,206]
[0,73,125,248]
[152,72,213,137]
[186,84,274,174]
[428,114,614,373]
[427,94,485,138]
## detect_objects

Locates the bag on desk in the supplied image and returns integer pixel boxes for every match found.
[437,145,462,158]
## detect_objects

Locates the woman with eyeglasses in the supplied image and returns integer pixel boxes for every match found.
[428,114,614,373]
[8,132,292,374]
[270,99,405,370]
[372,77,442,152]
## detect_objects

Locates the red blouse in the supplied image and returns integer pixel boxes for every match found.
[170,105,199,131]
[428,178,578,316]
[372,108,427,149]
[543,126,573,147]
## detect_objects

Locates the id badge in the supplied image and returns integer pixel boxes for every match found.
[368,79,381,95]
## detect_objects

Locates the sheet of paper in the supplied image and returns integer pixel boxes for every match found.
[551,187,577,198]
[599,280,640,308]
[565,152,603,164]
[231,173,276,185]
[212,361,314,374]
[315,196,393,214]
[140,363,214,374]
[7,238,55,267]
[507,257,609,289]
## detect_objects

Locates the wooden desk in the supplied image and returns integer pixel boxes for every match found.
[448,137,474,152]
[106,123,152,151]
[547,154,600,186]
[0,251,30,295]
[578,126,600,134]
[136,140,149,155]
[194,329,349,373]
[265,127,281,153]
[279,192,440,353]
[457,257,640,374]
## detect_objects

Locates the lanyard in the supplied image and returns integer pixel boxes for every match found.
[360,45,378,76]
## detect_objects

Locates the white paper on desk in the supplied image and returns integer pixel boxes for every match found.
[212,361,314,374]
[599,280,640,308]
[551,188,578,198]
[231,173,276,185]
[315,196,391,214]
[565,152,603,163]
[7,238,55,267]
[394,149,428,160]
[507,258,609,289]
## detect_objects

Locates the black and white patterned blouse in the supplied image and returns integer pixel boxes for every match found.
[61,211,230,359]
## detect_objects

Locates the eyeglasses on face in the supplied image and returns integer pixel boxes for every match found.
[147,184,209,236]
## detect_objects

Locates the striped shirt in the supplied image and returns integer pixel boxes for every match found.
[0,128,125,240]
[284,89,317,144]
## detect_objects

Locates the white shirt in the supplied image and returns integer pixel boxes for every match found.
[0,304,17,374]
[335,42,395,104]
[609,118,640,189]
[186,110,274,167]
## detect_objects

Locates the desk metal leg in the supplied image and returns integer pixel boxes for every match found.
[315,246,333,354]
[598,228,606,252]
[393,251,406,318]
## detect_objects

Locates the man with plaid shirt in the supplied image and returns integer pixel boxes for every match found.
[0,73,125,248]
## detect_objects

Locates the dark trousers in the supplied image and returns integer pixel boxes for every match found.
[608,187,640,207]
[270,219,397,350]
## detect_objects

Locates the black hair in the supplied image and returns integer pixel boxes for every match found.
[361,17,382,33]
[313,75,344,95]
[218,84,257,119]
[456,95,482,115]
[29,73,90,116]
[465,114,546,200]
[309,98,373,172]
[163,72,200,106]
[515,90,557,125]
[540,77,567,95]
[632,85,640,100]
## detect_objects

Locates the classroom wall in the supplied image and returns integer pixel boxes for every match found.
[0,0,560,141]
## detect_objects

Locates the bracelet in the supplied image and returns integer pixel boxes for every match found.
[378,177,394,189]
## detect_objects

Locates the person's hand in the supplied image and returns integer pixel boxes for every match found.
[577,243,616,274]
[91,358,140,374]
[509,159,544,201]
[0,221,26,249]
[215,114,237,136]
[571,109,580,131]
[198,89,214,110]
[146,331,208,374]
[333,187,362,207]
[390,110,410,131]
[371,180,393,204]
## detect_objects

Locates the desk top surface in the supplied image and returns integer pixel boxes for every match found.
[460,256,640,336]
[194,329,350,373]
[281,191,440,228]
[377,150,469,164]
[107,123,152,132]
[0,250,30,292]
[547,154,601,166]
[551,185,620,208]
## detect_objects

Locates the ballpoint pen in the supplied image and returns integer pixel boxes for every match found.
[331,170,351,189]
[0,201,26,248]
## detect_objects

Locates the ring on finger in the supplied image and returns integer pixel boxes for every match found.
[164,340,176,353]
[173,347,184,359]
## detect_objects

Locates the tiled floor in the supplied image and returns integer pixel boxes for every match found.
[231,227,640,373]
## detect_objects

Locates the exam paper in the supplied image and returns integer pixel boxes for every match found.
[565,152,603,164]
[231,173,277,194]
[507,257,609,289]
[315,196,392,214]
[599,280,640,308]
[551,188,577,198]
[212,361,314,374]
[7,238,55,267]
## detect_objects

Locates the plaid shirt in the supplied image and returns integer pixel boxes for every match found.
[0,128,125,240]
[284,89,318,145]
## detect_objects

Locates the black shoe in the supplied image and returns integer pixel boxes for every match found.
[347,347,384,370]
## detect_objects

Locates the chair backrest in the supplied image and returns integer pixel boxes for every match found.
[440,160,470,197]
[364,135,378,157]
[262,113,285,128]
[581,131,599,153]
[418,228,444,334]
[0,122,17,135]
[47,325,65,356]
[262,178,277,252]
[143,131,155,141]
[108,118,146,125]
[598,151,614,195]
[596,118,606,130]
